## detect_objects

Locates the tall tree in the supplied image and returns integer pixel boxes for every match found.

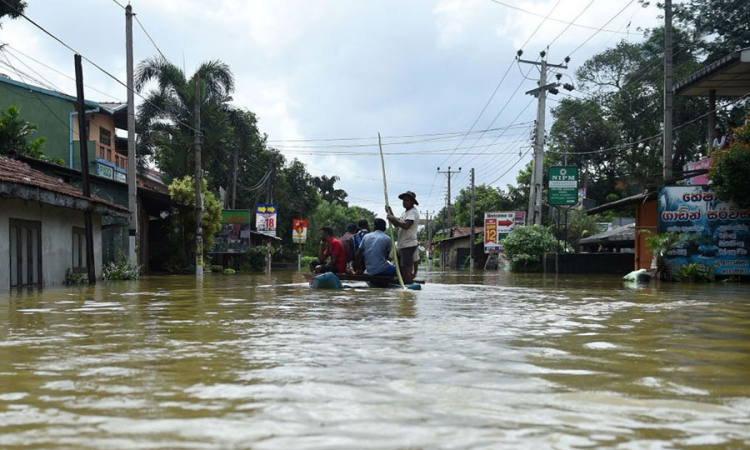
[135,57,235,181]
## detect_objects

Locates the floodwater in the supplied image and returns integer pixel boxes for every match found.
[1,271,749,449]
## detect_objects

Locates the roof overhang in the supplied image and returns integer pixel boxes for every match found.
[585,190,657,215]
[0,181,129,218]
[675,47,750,97]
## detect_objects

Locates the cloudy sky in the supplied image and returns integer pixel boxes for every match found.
[0,0,660,215]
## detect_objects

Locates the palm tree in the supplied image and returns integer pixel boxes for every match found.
[135,57,235,181]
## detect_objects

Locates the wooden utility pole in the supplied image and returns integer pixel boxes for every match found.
[519,52,567,226]
[469,168,475,270]
[437,166,461,230]
[231,142,239,209]
[194,73,204,278]
[125,5,138,266]
[426,211,433,271]
[74,54,96,284]
[663,0,674,181]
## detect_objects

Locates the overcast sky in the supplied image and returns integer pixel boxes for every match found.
[1,0,660,215]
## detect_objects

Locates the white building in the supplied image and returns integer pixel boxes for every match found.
[0,155,129,289]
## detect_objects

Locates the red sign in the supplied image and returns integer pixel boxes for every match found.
[292,219,307,243]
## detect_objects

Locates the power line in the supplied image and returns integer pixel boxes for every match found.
[0,0,200,135]
[547,0,596,48]
[135,16,168,61]
[488,0,635,35]
[520,0,562,50]
[567,0,636,58]
[1,44,125,102]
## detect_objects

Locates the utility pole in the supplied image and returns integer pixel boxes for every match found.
[519,50,568,226]
[426,211,433,271]
[194,73,203,278]
[437,166,461,230]
[74,55,96,285]
[663,0,674,182]
[469,168,475,270]
[125,5,138,267]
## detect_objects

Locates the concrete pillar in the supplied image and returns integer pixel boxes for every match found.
[708,89,716,152]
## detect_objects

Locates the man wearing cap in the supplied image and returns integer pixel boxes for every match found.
[386,191,420,284]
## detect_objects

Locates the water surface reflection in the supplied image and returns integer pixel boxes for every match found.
[0,271,749,449]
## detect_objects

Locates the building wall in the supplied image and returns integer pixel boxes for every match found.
[0,80,73,164]
[0,198,102,290]
[635,199,657,270]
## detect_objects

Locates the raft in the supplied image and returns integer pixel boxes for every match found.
[305,272,423,290]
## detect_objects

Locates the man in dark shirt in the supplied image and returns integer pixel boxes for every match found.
[340,223,357,267]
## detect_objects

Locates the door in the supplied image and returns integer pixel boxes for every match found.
[9,219,42,287]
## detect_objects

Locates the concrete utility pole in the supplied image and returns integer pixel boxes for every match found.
[469,168,475,270]
[194,74,204,278]
[519,51,567,226]
[426,211,433,271]
[437,166,461,230]
[125,5,138,267]
[663,0,674,181]
[74,54,96,285]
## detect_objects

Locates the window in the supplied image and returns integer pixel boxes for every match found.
[99,146,106,159]
[72,227,87,273]
[9,219,42,287]
[86,120,91,139]
[99,127,112,146]
[107,148,112,161]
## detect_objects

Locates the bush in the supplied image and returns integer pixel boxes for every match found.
[710,146,750,208]
[237,246,268,272]
[103,251,141,280]
[301,255,316,267]
[223,268,236,274]
[65,268,88,285]
[211,265,224,273]
[502,226,557,272]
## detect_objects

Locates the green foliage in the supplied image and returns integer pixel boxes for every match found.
[312,175,348,206]
[303,200,376,256]
[675,263,715,282]
[167,176,222,268]
[502,226,557,272]
[0,1,26,23]
[223,268,236,274]
[103,251,141,281]
[301,255,316,267]
[0,105,48,158]
[640,231,681,280]
[709,118,750,208]
[65,268,88,285]
[556,210,604,251]
[210,265,224,273]
[241,246,268,272]
[672,0,750,63]
[453,184,521,227]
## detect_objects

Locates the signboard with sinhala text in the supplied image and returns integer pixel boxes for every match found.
[484,211,522,254]
[548,166,578,206]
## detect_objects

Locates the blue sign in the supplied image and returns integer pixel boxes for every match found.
[658,186,750,276]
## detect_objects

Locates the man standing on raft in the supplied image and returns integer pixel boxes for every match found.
[387,191,420,284]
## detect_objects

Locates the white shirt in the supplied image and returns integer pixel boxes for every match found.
[397,207,419,249]
[712,135,726,149]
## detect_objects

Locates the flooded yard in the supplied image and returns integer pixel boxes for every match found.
[1,271,749,449]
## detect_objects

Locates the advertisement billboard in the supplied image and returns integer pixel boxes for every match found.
[209,210,252,254]
[292,218,308,244]
[658,186,750,276]
[255,204,278,236]
[484,211,519,254]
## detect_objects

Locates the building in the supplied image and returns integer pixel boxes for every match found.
[0,75,129,176]
[436,227,485,270]
[0,76,174,272]
[0,156,129,289]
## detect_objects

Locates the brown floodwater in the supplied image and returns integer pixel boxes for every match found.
[0,270,749,449]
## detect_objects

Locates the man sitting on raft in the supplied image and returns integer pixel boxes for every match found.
[356,218,396,278]
[309,226,347,274]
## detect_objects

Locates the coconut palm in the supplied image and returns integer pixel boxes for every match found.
[134,56,235,181]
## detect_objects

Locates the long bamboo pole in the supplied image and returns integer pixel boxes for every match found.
[378,133,406,290]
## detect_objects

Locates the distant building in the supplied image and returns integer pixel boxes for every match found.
[0,156,128,289]
[436,226,485,270]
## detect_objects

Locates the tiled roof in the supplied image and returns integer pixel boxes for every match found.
[0,156,129,214]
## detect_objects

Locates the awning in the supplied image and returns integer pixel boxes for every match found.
[675,47,750,97]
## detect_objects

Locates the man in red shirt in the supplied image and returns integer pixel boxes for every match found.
[309,226,346,274]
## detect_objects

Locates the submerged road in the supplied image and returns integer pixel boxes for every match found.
[1,271,749,449]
